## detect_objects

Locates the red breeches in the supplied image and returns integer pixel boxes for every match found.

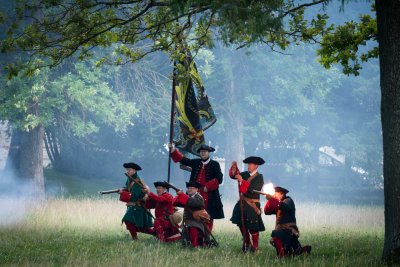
[153,217,180,242]
[124,221,154,240]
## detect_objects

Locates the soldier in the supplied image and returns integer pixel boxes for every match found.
[168,143,224,232]
[264,186,312,258]
[229,156,266,252]
[173,180,211,248]
[144,181,181,242]
[119,162,154,240]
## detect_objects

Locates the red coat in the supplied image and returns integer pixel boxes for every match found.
[145,192,174,218]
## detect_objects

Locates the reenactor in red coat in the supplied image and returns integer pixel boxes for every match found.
[169,143,224,233]
[264,186,312,257]
[230,156,266,252]
[144,181,181,243]
[173,181,211,248]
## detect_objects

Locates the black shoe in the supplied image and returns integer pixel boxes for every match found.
[242,244,251,253]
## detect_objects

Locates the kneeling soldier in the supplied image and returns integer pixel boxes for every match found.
[264,186,312,257]
[144,181,181,242]
[173,181,211,248]
[119,162,154,240]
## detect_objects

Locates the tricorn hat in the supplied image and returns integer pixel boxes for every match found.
[154,181,170,188]
[243,156,265,165]
[197,144,215,153]
[274,186,289,194]
[186,180,202,188]
[123,162,142,171]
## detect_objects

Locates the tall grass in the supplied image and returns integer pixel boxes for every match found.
[0,197,385,266]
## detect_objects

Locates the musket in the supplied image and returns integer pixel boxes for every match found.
[125,173,147,189]
[232,162,251,250]
[163,181,181,192]
[99,188,124,195]
[251,190,269,196]
[124,173,155,219]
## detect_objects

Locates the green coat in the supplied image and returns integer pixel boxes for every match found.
[121,174,153,228]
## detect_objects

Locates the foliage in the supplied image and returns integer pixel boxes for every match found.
[0,59,137,136]
[318,5,378,75]
[0,0,334,76]
[194,42,381,189]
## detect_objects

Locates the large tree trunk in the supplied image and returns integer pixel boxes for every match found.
[5,125,45,199]
[376,0,400,263]
[20,125,45,198]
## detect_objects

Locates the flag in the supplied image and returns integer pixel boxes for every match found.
[173,50,216,156]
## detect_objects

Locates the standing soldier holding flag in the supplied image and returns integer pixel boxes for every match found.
[168,143,224,232]
[230,156,266,252]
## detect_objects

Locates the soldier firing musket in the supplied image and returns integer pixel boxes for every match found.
[264,185,312,258]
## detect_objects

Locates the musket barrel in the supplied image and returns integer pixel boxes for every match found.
[99,189,121,195]
[252,189,268,196]
[163,181,181,192]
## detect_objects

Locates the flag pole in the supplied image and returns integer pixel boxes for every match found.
[167,61,177,184]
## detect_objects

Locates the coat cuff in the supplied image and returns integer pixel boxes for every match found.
[173,193,189,206]
[239,180,250,194]
[119,191,131,203]
[145,198,156,209]
[264,198,279,214]
[148,192,159,201]
[171,149,184,162]
[205,178,219,191]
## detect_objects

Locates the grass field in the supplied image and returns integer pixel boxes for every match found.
[0,197,385,267]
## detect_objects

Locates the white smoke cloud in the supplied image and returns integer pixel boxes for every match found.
[0,170,39,226]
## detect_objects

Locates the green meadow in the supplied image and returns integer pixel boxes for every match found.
[0,198,384,267]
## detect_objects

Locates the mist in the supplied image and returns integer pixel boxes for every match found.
[0,169,40,226]
[0,1,382,209]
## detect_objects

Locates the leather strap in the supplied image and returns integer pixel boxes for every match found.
[243,196,261,215]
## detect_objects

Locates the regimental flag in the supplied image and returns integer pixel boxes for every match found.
[173,50,216,156]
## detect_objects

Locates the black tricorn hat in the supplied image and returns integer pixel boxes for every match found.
[197,144,215,153]
[154,181,170,188]
[274,186,289,194]
[123,162,142,171]
[243,156,265,165]
[186,180,202,188]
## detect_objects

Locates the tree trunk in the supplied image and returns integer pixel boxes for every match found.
[376,0,400,263]
[20,125,45,198]
[5,125,45,199]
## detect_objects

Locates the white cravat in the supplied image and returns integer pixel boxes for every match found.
[202,158,210,165]
[249,169,258,176]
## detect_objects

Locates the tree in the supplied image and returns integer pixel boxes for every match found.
[0,58,138,196]
[0,0,398,262]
